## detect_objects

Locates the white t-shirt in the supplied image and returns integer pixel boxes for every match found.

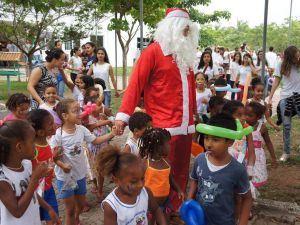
[50,125,96,181]
[0,160,41,225]
[274,61,300,100]
[238,66,252,85]
[102,187,149,225]
[91,63,111,91]
[39,101,58,111]
[196,88,212,115]
[125,138,139,155]
[196,66,219,80]
[266,51,277,69]
[72,86,84,107]
[256,64,268,77]
[70,56,82,74]
[230,62,241,81]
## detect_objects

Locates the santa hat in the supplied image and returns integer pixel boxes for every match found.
[165,8,190,19]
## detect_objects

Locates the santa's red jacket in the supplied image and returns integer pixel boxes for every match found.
[116,42,196,136]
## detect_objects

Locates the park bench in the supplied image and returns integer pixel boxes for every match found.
[0,52,23,96]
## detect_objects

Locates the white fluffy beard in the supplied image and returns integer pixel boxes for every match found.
[154,17,199,73]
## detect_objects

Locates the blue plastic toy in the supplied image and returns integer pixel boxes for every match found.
[180,200,205,225]
[214,84,241,93]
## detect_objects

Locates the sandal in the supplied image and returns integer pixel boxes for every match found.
[82,202,91,213]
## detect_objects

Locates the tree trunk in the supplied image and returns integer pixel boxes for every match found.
[26,54,33,81]
[122,49,127,89]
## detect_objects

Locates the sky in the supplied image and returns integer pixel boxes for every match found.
[196,0,300,27]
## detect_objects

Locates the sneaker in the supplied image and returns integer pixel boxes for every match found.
[279,153,290,162]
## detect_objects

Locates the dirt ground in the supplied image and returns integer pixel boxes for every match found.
[259,118,300,205]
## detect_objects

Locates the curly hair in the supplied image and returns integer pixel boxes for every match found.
[5,93,30,111]
[247,101,266,119]
[96,145,139,177]
[138,128,171,159]
[27,109,51,131]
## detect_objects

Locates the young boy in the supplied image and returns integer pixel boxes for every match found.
[208,96,226,117]
[214,77,228,98]
[123,111,152,155]
[188,113,252,225]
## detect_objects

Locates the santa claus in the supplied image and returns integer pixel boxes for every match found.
[115,8,199,210]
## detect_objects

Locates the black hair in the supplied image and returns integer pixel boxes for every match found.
[71,46,80,57]
[84,87,100,104]
[204,47,212,54]
[0,120,33,165]
[214,77,227,87]
[55,98,77,122]
[139,128,171,159]
[94,47,110,64]
[247,101,266,119]
[208,96,225,109]
[195,72,208,83]
[45,48,64,62]
[80,75,94,89]
[54,40,61,47]
[251,77,264,90]
[27,109,52,131]
[233,52,242,65]
[94,78,106,90]
[198,51,213,70]
[256,50,269,67]
[269,46,274,52]
[5,93,30,111]
[85,42,97,54]
[43,84,57,93]
[222,100,244,115]
[97,145,139,177]
[128,112,152,132]
[207,113,237,131]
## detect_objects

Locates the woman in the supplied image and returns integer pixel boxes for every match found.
[229,52,242,100]
[54,40,67,97]
[84,42,97,72]
[195,51,219,81]
[268,46,300,162]
[87,47,120,107]
[27,48,65,109]
[68,46,83,83]
[234,53,257,101]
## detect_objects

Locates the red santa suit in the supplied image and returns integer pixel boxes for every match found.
[116,41,196,210]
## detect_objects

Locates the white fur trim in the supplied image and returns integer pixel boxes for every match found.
[166,10,189,19]
[165,124,195,136]
[115,112,130,123]
[180,67,189,130]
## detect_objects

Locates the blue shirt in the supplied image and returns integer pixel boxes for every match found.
[191,153,250,225]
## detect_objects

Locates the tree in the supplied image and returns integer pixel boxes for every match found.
[0,0,101,71]
[97,0,230,89]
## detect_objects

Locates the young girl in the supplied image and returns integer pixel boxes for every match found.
[229,52,242,100]
[0,120,60,225]
[3,93,30,121]
[98,145,167,225]
[49,98,116,225]
[39,85,61,127]
[85,96,112,202]
[87,47,120,107]
[68,46,83,84]
[62,71,94,107]
[27,109,59,225]
[245,102,278,187]
[248,78,280,131]
[195,72,211,124]
[139,128,184,224]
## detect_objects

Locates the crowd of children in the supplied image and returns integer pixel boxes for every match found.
[0,44,282,225]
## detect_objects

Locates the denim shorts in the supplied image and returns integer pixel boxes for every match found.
[56,177,87,199]
[40,186,59,221]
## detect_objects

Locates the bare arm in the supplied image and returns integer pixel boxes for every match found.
[268,76,281,105]
[246,133,255,178]
[109,65,120,97]
[27,67,43,104]
[87,65,93,76]
[261,125,278,167]
[86,120,112,132]
[146,188,167,225]
[170,174,185,200]
[238,190,252,225]
[103,202,118,225]
[60,69,75,90]
[123,144,132,154]
[92,132,115,145]
[187,180,198,200]
[37,194,61,224]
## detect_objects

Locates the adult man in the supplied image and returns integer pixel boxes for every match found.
[115,8,199,211]
[266,46,277,71]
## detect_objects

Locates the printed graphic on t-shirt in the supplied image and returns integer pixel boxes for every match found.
[69,143,82,156]
[198,175,223,205]
[135,214,146,225]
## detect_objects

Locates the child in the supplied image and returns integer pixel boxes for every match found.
[214,77,228,99]
[0,120,60,225]
[68,46,83,83]
[85,96,113,202]
[62,71,94,107]
[248,78,280,131]
[98,145,167,225]
[39,85,61,127]
[27,109,59,225]
[49,98,116,225]
[187,113,252,225]
[195,72,211,124]
[139,128,184,224]
[124,111,152,155]
[208,96,226,117]
[245,102,278,187]
[3,93,30,121]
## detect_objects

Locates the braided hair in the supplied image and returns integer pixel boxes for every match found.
[138,128,171,159]
[0,120,32,165]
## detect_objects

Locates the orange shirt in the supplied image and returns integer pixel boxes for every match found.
[144,159,170,197]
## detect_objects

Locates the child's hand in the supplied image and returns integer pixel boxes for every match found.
[62,163,72,173]
[271,159,278,168]
[48,208,61,225]
[32,162,49,181]
[274,125,280,132]
[105,120,113,126]
[111,126,117,137]
[178,191,186,202]
[202,97,209,104]
[52,147,63,161]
